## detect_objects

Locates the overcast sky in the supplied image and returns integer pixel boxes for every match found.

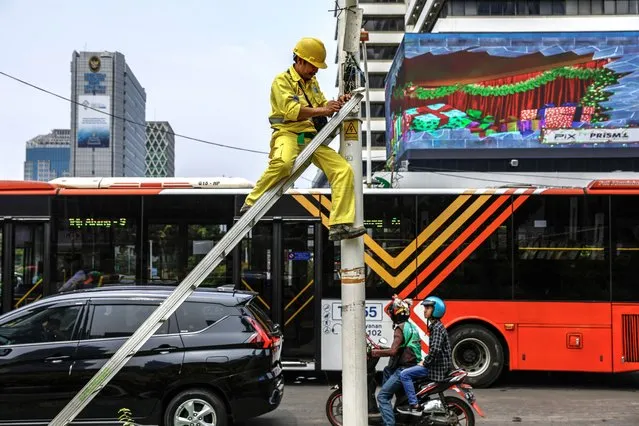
[0,0,340,186]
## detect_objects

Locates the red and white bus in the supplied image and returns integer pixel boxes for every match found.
[1,176,638,387]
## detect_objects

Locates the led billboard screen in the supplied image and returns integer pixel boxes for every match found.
[385,32,639,160]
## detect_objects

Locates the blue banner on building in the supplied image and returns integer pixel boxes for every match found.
[77,95,110,148]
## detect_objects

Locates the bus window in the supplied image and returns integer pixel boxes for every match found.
[187,224,230,287]
[143,194,235,285]
[514,195,610,301]
[53,196,140,290]
[148,224,179,283]
[418,194,513,301]
[320,194,417,299]
[363,195,416,299]
[239,223,273,315]
[13,224,45,308]
[611,196,639,302]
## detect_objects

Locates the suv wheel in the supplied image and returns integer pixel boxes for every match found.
[164,389,227,426]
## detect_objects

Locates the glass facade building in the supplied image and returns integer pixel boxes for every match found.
[24,129,71,181]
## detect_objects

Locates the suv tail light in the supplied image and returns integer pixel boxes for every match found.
[245,316,277,349]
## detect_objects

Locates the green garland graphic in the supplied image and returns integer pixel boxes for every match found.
[393,66,607,100]
[580,68,618,123]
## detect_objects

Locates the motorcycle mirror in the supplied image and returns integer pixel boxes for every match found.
[378,337,388,345]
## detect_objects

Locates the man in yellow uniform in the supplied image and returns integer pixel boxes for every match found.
[240,37,366,242]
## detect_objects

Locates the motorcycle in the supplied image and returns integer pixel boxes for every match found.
[325,336,484,426]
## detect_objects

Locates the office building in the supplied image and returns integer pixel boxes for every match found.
[145,121,175,177]
[24,129,71,181]
[70,51,147,177]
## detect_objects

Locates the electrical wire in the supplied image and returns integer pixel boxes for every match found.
[0,70,269,154]
[0,70,322,183]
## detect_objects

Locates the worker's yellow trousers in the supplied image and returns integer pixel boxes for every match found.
[245,131,355,226]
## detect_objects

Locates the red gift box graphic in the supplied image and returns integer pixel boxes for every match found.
[544,105,595,129]
[544,107,573,128]
[520,109,537,121]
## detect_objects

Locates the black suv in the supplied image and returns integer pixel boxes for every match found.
[0,286,284,425]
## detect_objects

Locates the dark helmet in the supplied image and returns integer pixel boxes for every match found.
[421,296,446,319]
[389,297,412,324]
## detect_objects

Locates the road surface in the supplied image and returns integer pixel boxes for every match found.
[243,372,639,425]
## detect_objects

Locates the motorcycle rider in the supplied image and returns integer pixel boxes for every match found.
[397,296,452,417]
[370,296,423,426]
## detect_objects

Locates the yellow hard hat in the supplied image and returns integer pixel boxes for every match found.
[293,37,327,69]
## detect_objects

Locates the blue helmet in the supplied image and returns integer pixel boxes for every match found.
[421,296,446,319]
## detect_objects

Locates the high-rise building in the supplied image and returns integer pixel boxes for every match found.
[145,121,175,177]
[24,129,71,181]
[70,51,147,177]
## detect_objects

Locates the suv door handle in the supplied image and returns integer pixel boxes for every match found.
[45,355,70,364]
[153,345,178,354]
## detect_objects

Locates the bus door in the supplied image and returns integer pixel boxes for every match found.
[236,222,274,319]
[278,219,321,368]
[1,219,49,314]
[235,218,321,370]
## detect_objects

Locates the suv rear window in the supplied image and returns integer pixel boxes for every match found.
[245,299,276,333]
[175,301,239,333]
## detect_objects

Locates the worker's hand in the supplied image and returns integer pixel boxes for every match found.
[338,94,352,103]
[326,100,342,113]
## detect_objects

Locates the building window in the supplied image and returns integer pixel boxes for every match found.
[362,131,387,147]
[362,102,385,118]
[363,16,405,32]
[367,73,387,89]
[363,44,398,60]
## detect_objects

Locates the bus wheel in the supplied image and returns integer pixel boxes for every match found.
[449,324,504,388]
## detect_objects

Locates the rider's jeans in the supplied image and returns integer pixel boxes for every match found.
[399,365,430,406]
[377,367,404,426]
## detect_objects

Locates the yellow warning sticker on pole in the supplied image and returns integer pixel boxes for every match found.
[343,120,359,141]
